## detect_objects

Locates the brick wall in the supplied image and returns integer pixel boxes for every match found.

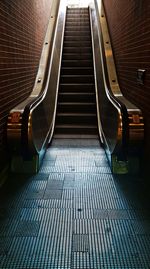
[0,0,57,171]
[103,0,150,176]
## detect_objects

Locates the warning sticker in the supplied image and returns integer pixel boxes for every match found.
[11,112,21,123]
[132,114,140,124]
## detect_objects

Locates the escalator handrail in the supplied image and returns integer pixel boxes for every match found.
[90,2,128,153]
[22,1,67,155]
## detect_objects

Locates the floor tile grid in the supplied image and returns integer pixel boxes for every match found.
[0,141,150,268]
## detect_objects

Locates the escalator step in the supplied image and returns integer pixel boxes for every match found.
[67,10,89,13]
[61,67,93,75]
[57,102,96,113]
[55,124,98,135]
[56,113,97,125]
[67,8,88,10]
[62,60,93,67]
[58,92,95,102]
[59,83,95,92]
[62,53,92,60]
[60,75,94,84]
[67,11,89,14]
[65,26,90,31]
[63,47,92,54]
[66,22,90,27]
[65,31,90,36]
[66,18,89,22]
[63,41,91,47]
[67,10,89,12]
[67,14,89,18]
[67,9,89,12]
[67,12,89,14]
[64,35,91,42]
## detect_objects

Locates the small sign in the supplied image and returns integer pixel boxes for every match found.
[11,112,21,123]
[137,69,146,85]
[132,114,140,124]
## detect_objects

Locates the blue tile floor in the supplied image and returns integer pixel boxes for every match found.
[0,139,150,268]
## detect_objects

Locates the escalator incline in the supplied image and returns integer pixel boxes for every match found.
[54,8,98,138]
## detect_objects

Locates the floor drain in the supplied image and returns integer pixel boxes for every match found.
[78,208,82,212]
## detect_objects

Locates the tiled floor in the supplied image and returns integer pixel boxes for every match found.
[0,139,150,268]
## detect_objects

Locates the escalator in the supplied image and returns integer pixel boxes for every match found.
[55,8,98,138]
[7,0,144,174]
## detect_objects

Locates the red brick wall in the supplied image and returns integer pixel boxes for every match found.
[0,0,56,170]
[103,0,150,175]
